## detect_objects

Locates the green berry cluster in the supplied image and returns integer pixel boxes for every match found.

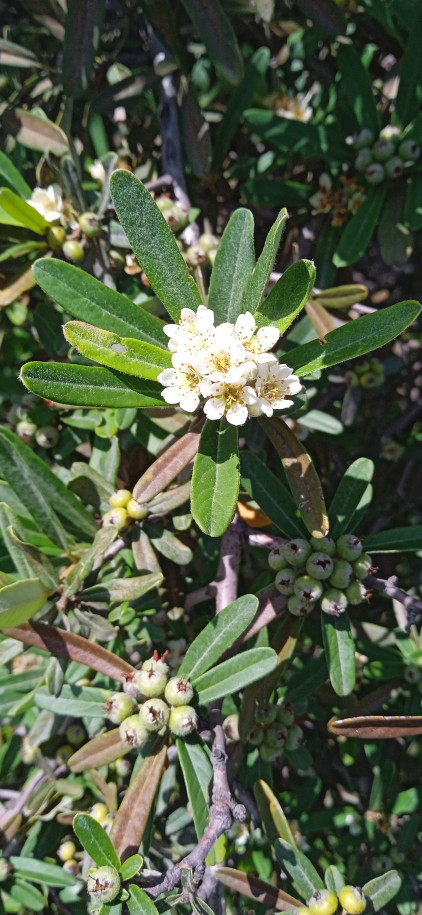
[344,357,384,390]
[270,534,372,618]
[246,699,304,762]
[102,488,149,530]
[104,653,197,746]
[352,125,420,184]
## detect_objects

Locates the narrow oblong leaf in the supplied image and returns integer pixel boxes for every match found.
[62,0,105,97]
[333,186,386,267]
[5,108,69,156]
[110,171,202,321]
[336,44,380,133]
[133,419,203,503]
[21,362,165,408]
[215,867,301,911]
[208,209,255,324]
[0,150,31,198]
[127,885,160,915]
[363,526,422,553]
[0,266,37,307]
[64,322,172,380]
[119,855,142,882]
[0,188,48,233]
[240,452,307,539]
[329,457,374,538]
[0,578,51,628]
[73,813,121,869]
[80,571,162,603]
[328,715,422,739]
[192,647,277,704]
[212,46,270,168]
[9,857,78,888]
[181,0,243,85]
[242,208,287,314]
[288,301,421,377]
[259,417,329,538]
[254,781,297,846]
[177,738,213,839]
[395,8,422,125]
[69,728,130,772]
[275,839,325,899]
[254,260,316,333]
[33,258,168,348]
[362,871,401,911]
[35,684,109,718]
[321,612,356,697]
[378,185,412,267]
[110,738,167,861]
[179,594,259,680]
[191,418,240,537]
[404,173,422,231]
[324,866,345,896]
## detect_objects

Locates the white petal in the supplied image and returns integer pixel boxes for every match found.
[161,387,183,405]
[226,402,249,425]
[203,397,225,420]
[234,312,256,342]
[256,325,279,350]
[179,392,200,412]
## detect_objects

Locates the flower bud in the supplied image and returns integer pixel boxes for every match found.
[346,580,368,605]
[58,840,77,862]
[275,567,297,595]
[355,149,372,171]
[78,212,102,237]
[35,425,59,448]
[336,533,362,561]
[385,156,404,178]
[372,139,396,161]
[105,692,136,724]
[255,702,277,726]
[168,704,198,737]
[365,163,385,184]
[305,553,334,580]
[398,139,420,162]
[164,676,194,706]
[119,714,149,747]
[126,498,148,520]
[109,489,132,508]
[139,698,169,732]
[102,507,129,530]
[352,128,374,149]
[309,536,336,556]
[134,667,168,698]
[62,240,85,262]
[283,538,311,566]
[294,574,323,603]
[268,546,288,570]
[287,594,314,616]
[307,889,338,915]
[87,865,121,904]
[338,886,366,915]
[321,588,348,615]
[352,552,372,578]
[329,559,354,589]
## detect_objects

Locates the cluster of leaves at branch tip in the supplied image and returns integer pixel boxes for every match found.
[270,534,373,617]
[104,652,197,746]
[352,125,421,184]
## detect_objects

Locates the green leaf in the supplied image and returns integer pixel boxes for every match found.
[0,502,58,586]
[396,9,422,125]
[0,578,50,628]
[0,37,42,67]
[241,209,287,314]
[80,572,162,603]
[35,684,109,718]
[0,428,97,546]
[321,612,356,697]
[10,880,45,911]
[336,44,380,133]
[63,322,172,380]
[243,110,349,163]
[288,301,421,377]
[9,856,78,887]
[329,457,374,539]
[177,738,213,839]
[179,594,259,680]
[21,362,165,408]
[0,150,31,198]
[191,419,240,537]
[362,871,401,911]
[32,258,167,348]
[119,855,143,882]
[363,526,422,553]
[192,647,278,704]
[212,46,270,168]
[275,839,324,899]
[63,526,117,598]
[254,781,297,846]
[297,410,343,435]
[254,260,316,332]
[73,812,121,869]
[240,452,307,539]
[181,0,243,85]
[314,222,340,288]
[208,209,255,324]
[110,171,202,321]
[62,0,105,97]
[378,185,412,267]
[0,188,48,233]
[127,885,160,915]
[324,866,345,896]
[145,523,193,565]
[404,173,422,231]
[333,186,386,267]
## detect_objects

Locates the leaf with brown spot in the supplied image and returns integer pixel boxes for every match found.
[110,738,167,861]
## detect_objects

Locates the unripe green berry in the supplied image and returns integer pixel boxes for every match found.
[78,212,102,237]
[276,701,295,727]
[35,425,59,448]
[56,744,73,765]
[105,692,136,724]
[275,567,297,595]
[87,866,121,904]
[126,498,148,520]
[266,723,288,748]
[168,704,198,737]
[62,239,84,262]
[305,552,334,580]
[352,128,374,149]
[255,702,277,725]
[321,588,348,615]
[310,536,336,556]
[139,698,169,732]
[294,574,323,603]
[58,840,77,862]
[329,559,354,590]
[365,163,385,184]
[90,802,109,823]
[65,723,85,745]
[16,419,37,444]
[307,889,338,915]
[360,371,384,388]
[199,232,219,253]
[109,489,132,508]
[336,533,363,561]
[113,757,132,777]
[142,656,169,676]
[164,676,194,706]
[287,594,314,617]
[109,248,126,271]
[268,546,288,570]
[283,538,311,566]
[372,139,396,162]
[119,714,149,747]
[404,665,421,684]
[223,714,240,742]
[398,139,420,162]
[384,156,404,178]
[102,507,129,530]
[352,552,372,578]
[346,580,368,605]
[247,724,265,745]
[47,225,66,249]
[338,886,366,915]
[134,667,168,698]
[355,149,372,171]
[285,723,304,750]
[259,743,283,762]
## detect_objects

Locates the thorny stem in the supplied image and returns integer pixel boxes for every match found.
[367,573,422,629]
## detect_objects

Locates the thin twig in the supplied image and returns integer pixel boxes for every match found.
[367,573,422,629]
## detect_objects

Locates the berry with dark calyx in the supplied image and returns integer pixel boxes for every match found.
[287,594,314,617]
[255,702,277,726]
[384,156,404,178]
[365,163,385,184]
[276,701,295,727]
[294,574,323,603]
[285,723,304,750]
[247,724,265,745]
[352,128,374,149]
[87,866,121,904]
[109,489,132,508]
[338,886,366,915]
[139,698,169,732]
[65,723,85,745]
[268,546,288,570]
[35,425,59,448]
[360,371,383,388]
[266,723,288,748]
[329,560,354,590]
[16,419,37,444]
[307,890,338,915]
[259,742,283,762]
[119,715,149,747]
[306,553,334,580]
[352,553,373,579]
[321,589,348,616]
[164,676,194,706]
[346,581,368,605]
[142,651,169,677]
[78,212,102,237]
[57,840,76,862]
[168,705,198,737]
[355,149,372,171]
[102,507,129,530]
[404,665,421,684]
[275,567,297,595]
[134,666,168,698]
[126,498,148,520]
[310,536,336,556]
[336,534,363,561]
[105,692,136,724]
[55,744,73,766]
[47,225,66,250]
[398,139,420,162]
[283,538,311,566]
[62,240,84,262]
[372,139,396,161]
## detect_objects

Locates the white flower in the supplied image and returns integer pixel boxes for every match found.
[195,325,256,383]
[164,305,215,357]
[234,312,279,355]
[157,365,211,413]
[26,184,65,224]
[203,381,257,426]
[88,160,106,183]
[247,362,302,417]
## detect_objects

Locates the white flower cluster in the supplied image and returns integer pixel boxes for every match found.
[157,305,301,426]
